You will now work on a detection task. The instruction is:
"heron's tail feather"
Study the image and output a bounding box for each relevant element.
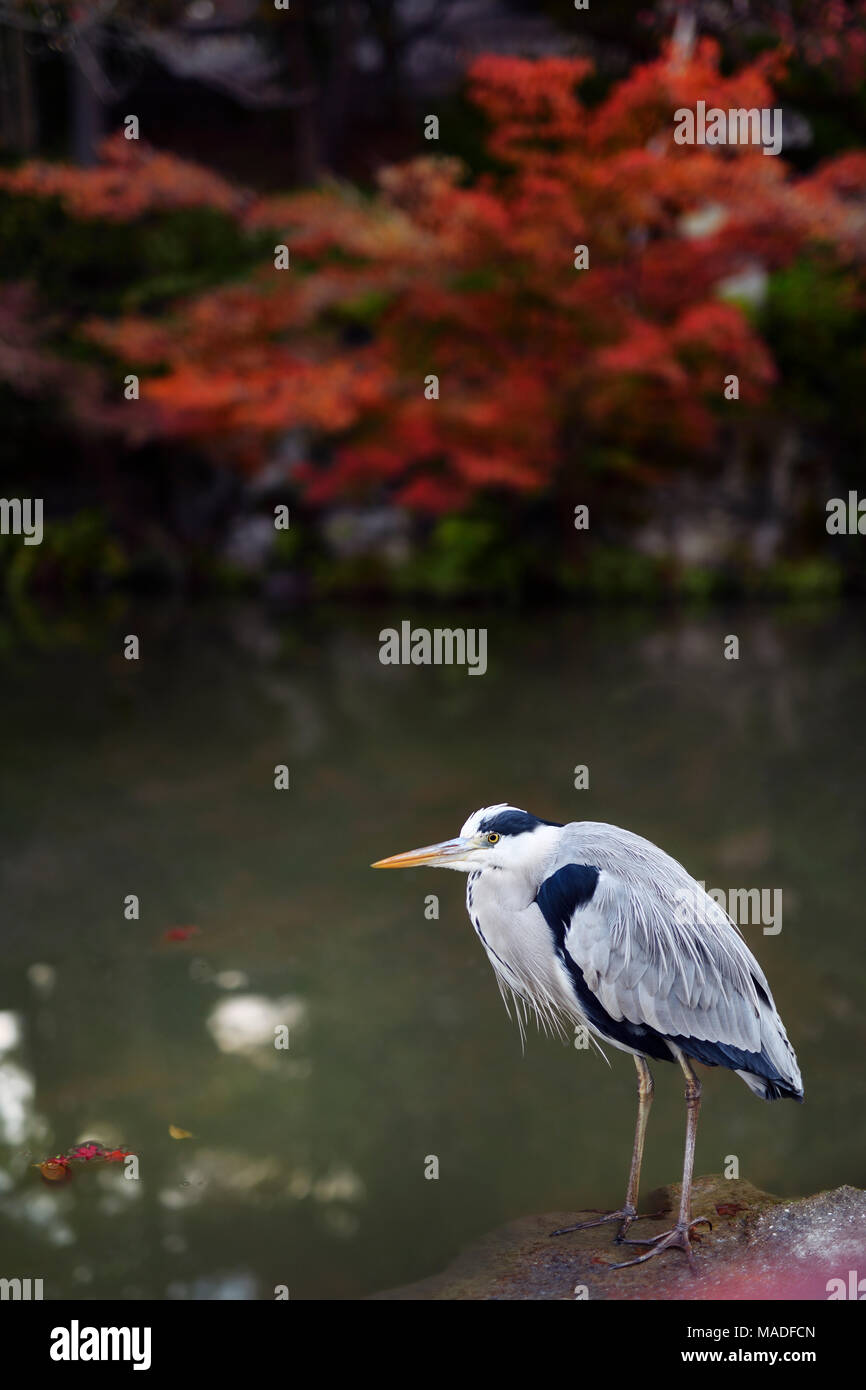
[735,1067,804,1102]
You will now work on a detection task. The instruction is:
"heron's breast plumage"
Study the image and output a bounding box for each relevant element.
[466,869,579,1024]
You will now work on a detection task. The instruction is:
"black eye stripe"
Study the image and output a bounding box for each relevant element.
[478,810,563,838]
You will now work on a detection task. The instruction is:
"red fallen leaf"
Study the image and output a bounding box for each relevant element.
[35,1142,134,1183]
[70,1143,105,1161]
[38,1159,72,1182]
[715,1202,747,1217]
[164,926,200,942]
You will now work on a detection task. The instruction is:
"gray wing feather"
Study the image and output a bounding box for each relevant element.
[550,823,787,1063]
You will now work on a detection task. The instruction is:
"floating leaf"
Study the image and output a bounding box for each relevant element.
[70,1142,105,1161]
[34,1142,132,1181]
[38,1159,71,1183]
[164,927,201,942]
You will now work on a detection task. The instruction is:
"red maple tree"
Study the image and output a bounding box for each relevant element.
[4,38,865,514]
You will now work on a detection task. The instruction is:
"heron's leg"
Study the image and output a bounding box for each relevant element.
[615,1055,654,1240]
[611,1054,711,1271]
[550,1055,654,1241]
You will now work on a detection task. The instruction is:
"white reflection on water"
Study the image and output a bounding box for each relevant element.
[0,1011,21,1053]
[214,970,248,990]
[161,1150,283,1209]
[312,1167,365,1204]
[0,1010,38,1146]
[26,963,57,999]
[167,1270,259,1299]
[1,1189,75,1246]
[95,1162,142,1216]
[206,993,307,1073]
[158,1149,365,1221]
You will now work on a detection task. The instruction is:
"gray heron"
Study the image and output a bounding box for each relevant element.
[372,805,803,1269]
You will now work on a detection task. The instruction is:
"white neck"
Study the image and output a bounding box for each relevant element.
[470,823,561,907]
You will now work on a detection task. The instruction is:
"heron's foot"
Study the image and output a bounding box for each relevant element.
[609,1217,712,1271]
[550,1206,640,1241]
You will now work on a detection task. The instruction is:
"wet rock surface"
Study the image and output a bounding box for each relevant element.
[373,1176,866,1300]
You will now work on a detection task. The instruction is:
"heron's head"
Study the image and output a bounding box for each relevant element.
[371,804,562,874]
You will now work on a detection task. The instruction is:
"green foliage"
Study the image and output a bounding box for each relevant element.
[572,546,662,600]
[674,565,727,602]
[407,517,512,598]
[272,525,303,565]
[0,193,272,316]
[761,258,866,459]
[760,558,844,598]
[326,288,392,329]
[0,511,127,600]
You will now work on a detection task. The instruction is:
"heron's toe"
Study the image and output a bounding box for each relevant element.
[550,1206,638,1239]
[608,1218,711,1271]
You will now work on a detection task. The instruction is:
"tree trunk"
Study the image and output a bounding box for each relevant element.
[323,0,354,170]
[69,30,104,167]
[0,25,39,153]
[282,1,322,185]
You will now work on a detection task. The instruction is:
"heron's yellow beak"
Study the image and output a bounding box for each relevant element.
[371,837,474,869]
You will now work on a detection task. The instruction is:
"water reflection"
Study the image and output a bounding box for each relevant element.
[207,993,307,1072]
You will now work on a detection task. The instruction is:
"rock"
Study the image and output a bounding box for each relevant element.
[221,515,276,573]
[321,506,411,565]
[372,1176,866,1300]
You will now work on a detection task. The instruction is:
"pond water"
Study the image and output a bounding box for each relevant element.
[0,600,862,1299]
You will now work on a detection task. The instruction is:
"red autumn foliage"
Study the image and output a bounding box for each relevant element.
[773,0,866,89]
[0,133,247,221]
[0,285,156,445]
[10,40,866,512]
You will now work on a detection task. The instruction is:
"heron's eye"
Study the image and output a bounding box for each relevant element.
[486,832,500,844]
